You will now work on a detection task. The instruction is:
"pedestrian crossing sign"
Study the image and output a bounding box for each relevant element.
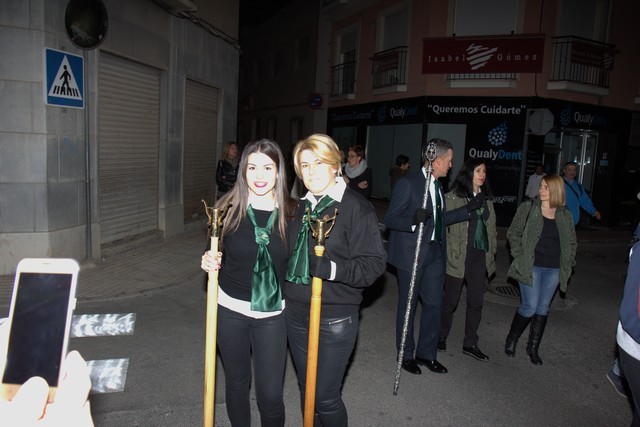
[44,48,84,109]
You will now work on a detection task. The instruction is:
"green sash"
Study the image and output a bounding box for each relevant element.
[285,195,336,285]
[473,203,489,252]
[246,205,281,312]
[434,180,443,242]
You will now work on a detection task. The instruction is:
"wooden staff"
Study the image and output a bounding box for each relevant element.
[202,200,228,427]
[393,141,437,396]
[304,208,338,427]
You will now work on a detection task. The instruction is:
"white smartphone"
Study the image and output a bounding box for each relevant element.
[1,258,79,402]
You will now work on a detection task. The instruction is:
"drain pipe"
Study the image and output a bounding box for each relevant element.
[84,49,92,260]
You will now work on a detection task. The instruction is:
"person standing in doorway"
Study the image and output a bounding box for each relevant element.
[216,141,240,198]
[385,138,485,375]
[439,158,497,362]
[525,163,545,200]
[561,161,601,226]
[389,154,410,193]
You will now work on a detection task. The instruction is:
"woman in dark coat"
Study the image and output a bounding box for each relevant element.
[504,174,577,365]
[342,144,372,199]
[216,141,239,197]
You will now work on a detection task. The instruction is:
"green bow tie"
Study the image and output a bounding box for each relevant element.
[246,205,281,312]
[285,195,336,285]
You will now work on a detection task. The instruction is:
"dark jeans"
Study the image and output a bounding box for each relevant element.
[217,305,286,427]
[396,242,446,361]
[619,347,640,427]
[440,253,486,347]
[285,306,359,427]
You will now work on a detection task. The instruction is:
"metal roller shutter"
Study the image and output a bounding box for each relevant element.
[98,53,160,244]
[184,79,218,221]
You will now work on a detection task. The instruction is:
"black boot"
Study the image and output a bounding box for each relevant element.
[504,311,532,357]
[526,314,548,365]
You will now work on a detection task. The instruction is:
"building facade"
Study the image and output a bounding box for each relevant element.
[237,0,640,228]
[0,0,239,274]
[322,0,640,227]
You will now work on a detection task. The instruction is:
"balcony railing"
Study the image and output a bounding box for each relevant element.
[550,35,616,88]
[371,46,408,89]
[448,72,516,81]
[331,60,356,97]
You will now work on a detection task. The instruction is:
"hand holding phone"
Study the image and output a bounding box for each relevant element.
[1,258,79,402]
[0,258,93,425]
[0,341,93,426]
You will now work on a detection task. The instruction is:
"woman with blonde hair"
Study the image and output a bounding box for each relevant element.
[284,133,386,425]
[504,174,577,365]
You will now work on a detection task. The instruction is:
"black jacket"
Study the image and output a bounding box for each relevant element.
[384,171,472,271]
[283,187,386,317]
[216,159,238,193]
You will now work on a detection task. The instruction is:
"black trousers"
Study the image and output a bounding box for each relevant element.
[619,347,640,427]
[440,251,486,348]
[285,306,359,427]
[395,242,446,361]
[217,305,286,427]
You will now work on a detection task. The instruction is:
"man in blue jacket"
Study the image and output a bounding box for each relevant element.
[562,161,601,226]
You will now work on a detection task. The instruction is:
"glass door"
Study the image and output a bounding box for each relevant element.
[560,130,598,193]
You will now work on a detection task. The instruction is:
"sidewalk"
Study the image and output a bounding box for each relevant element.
[0,202,634,305]
[0,225,210,305]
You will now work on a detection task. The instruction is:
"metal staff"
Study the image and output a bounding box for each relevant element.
[393,141,438,395]
[202,199,229,427]
[304,208,338,427]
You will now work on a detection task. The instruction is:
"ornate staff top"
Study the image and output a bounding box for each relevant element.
[306,208,338,247]
[424,140,437,171]
[202,199,230,238]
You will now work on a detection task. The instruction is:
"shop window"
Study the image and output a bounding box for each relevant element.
[290,117,303,144]
[295,36,310,70]
[271,50,283,78]
[267,117,277,140]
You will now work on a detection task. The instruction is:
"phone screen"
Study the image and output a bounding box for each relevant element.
[2,272,73,387]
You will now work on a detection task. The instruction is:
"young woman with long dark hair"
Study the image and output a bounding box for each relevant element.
[201,139,297,426]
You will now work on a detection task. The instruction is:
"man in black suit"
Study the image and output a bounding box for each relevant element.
[385,138,484,375]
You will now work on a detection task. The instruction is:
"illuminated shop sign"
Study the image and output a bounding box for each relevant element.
[422,34,545,74]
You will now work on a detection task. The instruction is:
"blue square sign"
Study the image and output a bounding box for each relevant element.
[44,48,84,109]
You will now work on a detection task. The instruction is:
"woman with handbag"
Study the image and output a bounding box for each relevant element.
[201,139,297,426]
[439,158,497,361]
[504,174,577,365]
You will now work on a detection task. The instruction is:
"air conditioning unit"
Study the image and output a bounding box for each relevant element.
[155,0,196,13]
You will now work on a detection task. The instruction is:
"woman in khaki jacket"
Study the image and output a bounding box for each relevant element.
[504,174,576,365]
[439,158,497,361]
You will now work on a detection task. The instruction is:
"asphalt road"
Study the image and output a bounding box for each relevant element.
[28,238,627,426]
